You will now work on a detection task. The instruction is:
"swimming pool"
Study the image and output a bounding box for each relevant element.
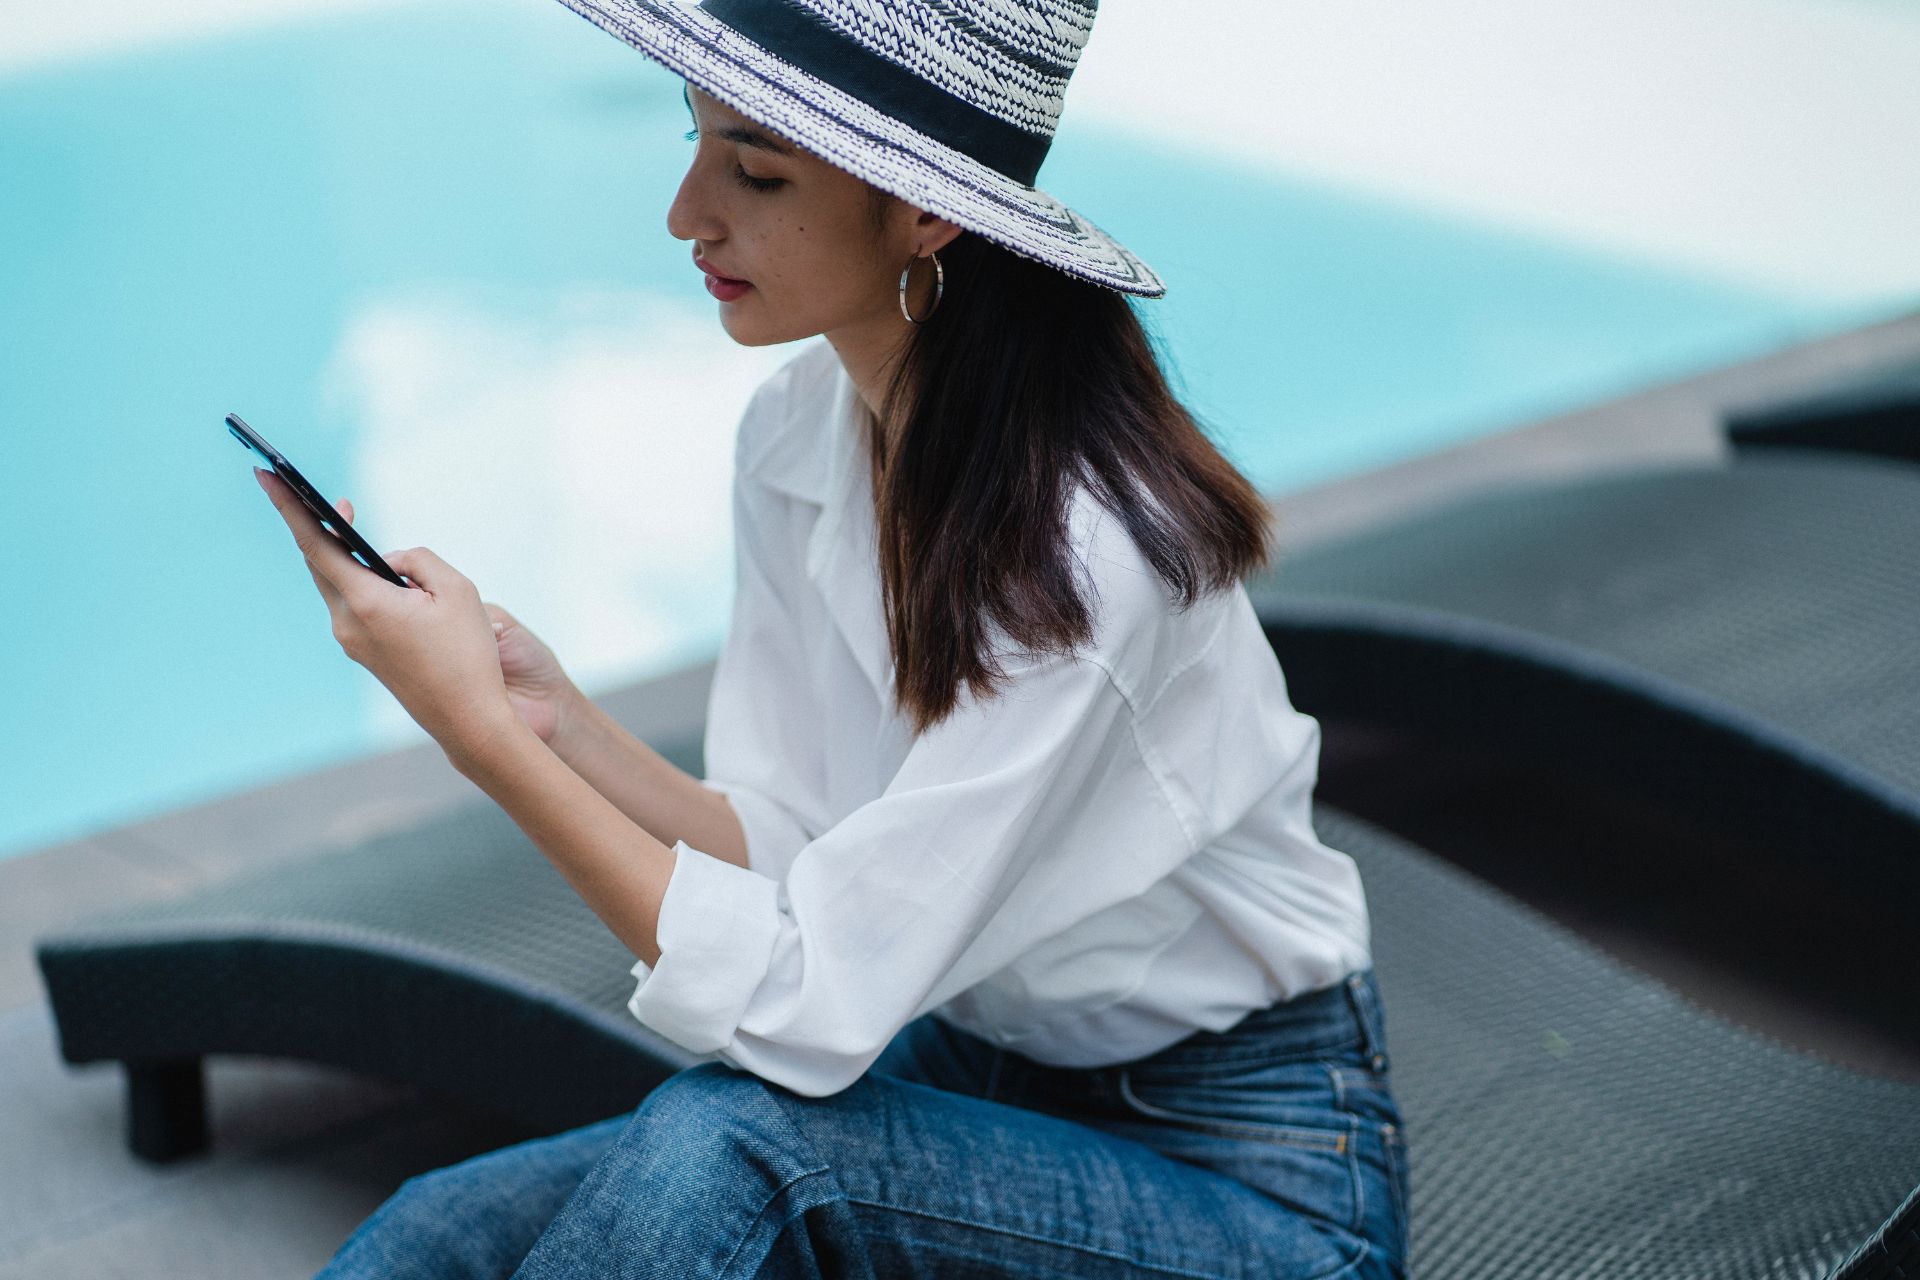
[0,0,1908,863]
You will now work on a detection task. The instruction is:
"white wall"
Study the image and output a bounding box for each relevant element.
[1072,0,1920,302]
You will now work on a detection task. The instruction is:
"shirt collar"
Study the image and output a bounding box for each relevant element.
[758,344,898,700]
[752,340,843,507]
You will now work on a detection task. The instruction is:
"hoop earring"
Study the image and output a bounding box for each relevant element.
[898,249,944,324]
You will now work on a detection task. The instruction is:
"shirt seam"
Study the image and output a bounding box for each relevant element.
[1072,650,1203,858]
[1141,595,1232,714]
[1136,607,1233,854]
[1128,709,1202,856]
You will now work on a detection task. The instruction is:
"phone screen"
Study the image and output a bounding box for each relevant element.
[225,413,413,588]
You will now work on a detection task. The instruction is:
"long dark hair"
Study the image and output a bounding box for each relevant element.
[863,204,1276,735]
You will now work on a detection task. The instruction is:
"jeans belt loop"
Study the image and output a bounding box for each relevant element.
[1344,970,1388,1073]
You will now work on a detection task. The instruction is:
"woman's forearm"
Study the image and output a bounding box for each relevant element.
[448,717,674,967]
[547,686,750,869]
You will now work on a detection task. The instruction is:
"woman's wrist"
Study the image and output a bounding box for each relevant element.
[531,683,749,869]
[544,680,598,761]
[445,705,542,785]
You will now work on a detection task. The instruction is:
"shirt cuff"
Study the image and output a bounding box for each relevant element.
[698,778,812,876]
[627,839,783,1055]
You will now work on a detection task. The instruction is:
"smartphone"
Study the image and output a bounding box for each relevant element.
[225,413,414,589]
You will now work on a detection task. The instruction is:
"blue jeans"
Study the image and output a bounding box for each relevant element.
[315,966,1410,1279]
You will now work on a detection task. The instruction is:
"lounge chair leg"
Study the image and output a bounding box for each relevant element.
[125,1058,208,1163]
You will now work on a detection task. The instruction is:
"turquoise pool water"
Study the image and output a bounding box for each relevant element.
[0,0,1899,863]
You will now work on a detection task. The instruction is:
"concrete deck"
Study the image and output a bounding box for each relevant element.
[6,308,1920,1278]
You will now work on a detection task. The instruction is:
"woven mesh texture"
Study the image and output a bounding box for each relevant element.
[47,801,647,1019]
[1828,1182,1920,1280]
[1311,804,1920,1280]
[36,795,1920,1277]
[1265,454,1920,805]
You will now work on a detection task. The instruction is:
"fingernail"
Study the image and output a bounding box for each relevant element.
[253,467,268,489]
[491,622,505,634]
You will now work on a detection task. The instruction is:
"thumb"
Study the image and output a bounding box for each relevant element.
[483,602,519,638]
[382,546,457,592]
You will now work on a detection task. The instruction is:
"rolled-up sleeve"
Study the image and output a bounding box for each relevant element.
[626,841,782,1054]
[626,639,1193,1097]
[696,777,812,880]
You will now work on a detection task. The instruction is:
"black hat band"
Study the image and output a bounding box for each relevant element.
[698,0,1054,185]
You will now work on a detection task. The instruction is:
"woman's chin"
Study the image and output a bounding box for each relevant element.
[719,310,812,348]
[720,315,762,344]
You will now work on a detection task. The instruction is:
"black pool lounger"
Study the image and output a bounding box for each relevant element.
[1251,449,1920,897]
[34,785,1920,1278]
[35,444,1920,1276]
[1722,357,1920,465]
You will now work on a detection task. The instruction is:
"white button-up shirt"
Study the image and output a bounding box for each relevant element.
[628,337,1371,1097]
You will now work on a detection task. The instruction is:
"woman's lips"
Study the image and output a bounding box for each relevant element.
[694,252,753,301]
[693,250,749,284]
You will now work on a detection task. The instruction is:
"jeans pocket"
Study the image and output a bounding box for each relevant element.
[1329,1063,1406,1132]
[1110,1062,1366,1237]
[1114,1062,1353,1151]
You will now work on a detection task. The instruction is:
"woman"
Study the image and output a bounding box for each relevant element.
[281,0,1409,1275]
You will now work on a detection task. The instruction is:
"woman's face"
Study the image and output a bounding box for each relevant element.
[668,84,958,351]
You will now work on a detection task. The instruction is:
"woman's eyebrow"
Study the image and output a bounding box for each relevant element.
[680,84,795,155]
[711,125,794,155]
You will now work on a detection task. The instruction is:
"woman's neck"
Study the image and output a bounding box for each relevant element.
[826,330,913,464]
[825,325,913,432]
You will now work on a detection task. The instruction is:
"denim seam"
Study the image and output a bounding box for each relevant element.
[1346,1112,1366,1237]
[1115,1069,1350,1151]
[1381,1128,1410,1255]
[715,1163,836,1280]
[1323,1236,1372,1280]
[841,1196,1248,1280]
[1343,973,1388,1071]
[1328,1063,1398,1102]
[1120,1036,1367,1080]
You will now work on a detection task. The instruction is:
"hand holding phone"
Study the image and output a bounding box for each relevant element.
[226,413,414,588]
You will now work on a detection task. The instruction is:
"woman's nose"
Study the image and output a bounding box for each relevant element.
[665,162,724,245]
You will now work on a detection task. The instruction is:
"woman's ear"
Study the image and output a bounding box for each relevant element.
[917,213,960,253]
[915,212,965,256]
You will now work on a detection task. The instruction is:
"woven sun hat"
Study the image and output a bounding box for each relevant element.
[549,0,1167,299]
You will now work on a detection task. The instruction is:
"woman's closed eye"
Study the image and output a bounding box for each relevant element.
[683,128,785,192]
